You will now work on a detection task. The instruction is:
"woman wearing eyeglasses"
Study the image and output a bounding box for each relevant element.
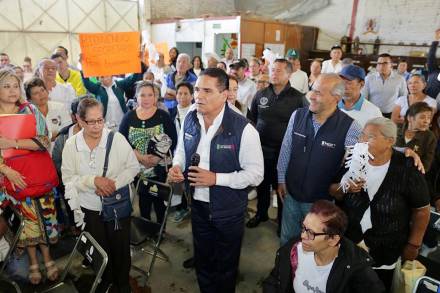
[263,200,384,293]
[61,98,139,293]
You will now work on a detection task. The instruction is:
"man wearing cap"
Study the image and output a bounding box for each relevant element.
[288,57,309,94]
[361,53,407,118]
[338,65,382,127]
[229,60,257,116]
[321,45,343,74]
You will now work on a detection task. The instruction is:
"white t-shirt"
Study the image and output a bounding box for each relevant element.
[103,85,125,130]
[395,95,437,117]
[360,161,390,233]
[340,98,383,128]
[321,60,343,74]
[293,243,335,293]
[289,70,309,94]
[48,83,77,110]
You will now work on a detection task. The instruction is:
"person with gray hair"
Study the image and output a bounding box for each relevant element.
[164,53,197,109]
[277,73,363,245]
[329,116,430,292]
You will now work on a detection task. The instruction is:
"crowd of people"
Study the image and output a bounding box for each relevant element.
[0,28,440,293]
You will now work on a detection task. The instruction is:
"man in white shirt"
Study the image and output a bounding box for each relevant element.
[37,58,77,110]
[229,60,257,116]
[168,68,264,293]
[321,45,343,74]
[338,65,382,127]
[222,47,235,69]
[288,58,309,94]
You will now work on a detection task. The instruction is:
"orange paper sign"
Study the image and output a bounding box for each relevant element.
[79,31,141,77]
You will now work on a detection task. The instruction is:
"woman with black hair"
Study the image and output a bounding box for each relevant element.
[190,55,204,77]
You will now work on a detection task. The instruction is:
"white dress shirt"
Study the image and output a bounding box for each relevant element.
[173,106,264,203]
[103,84,125,130]
[321,59,343,74]
[48,82,77,110]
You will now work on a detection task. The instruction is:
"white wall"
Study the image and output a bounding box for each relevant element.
[150,16,241,65]
[299,0,440,56]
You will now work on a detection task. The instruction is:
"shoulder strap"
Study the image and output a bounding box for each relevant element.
[102,131,115,178]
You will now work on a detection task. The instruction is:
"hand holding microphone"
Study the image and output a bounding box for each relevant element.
[188,153,216,187]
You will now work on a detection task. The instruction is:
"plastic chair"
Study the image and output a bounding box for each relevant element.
[0,207,24,293]
[41,231,108,293]
[413,276,440,293]
[130,178,173,282]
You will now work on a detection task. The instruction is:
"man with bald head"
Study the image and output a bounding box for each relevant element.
[37,58,77,110]
[277,73,362,245]
[222,47,235,68]
[165,53,197,109]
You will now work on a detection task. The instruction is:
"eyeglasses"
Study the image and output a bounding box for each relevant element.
[84,118,105,125]
[301,224,332,240]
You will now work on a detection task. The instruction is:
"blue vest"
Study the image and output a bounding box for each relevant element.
[183,104,248,218]
[286,107,353,203]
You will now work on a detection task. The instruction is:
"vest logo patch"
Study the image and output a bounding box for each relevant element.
[260,97,268,105]
[216,144,235,151]
[321,140,336,148]
[184,133,193,140]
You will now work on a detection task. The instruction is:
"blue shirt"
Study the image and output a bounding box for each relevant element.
[165,70,197,109]
[277,109,362,183]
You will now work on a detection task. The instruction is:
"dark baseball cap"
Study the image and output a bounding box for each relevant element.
[229,60,247,69]
[339,64,366,81]
[331,44,342,51]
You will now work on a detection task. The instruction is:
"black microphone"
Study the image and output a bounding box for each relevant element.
[189,153,200,198]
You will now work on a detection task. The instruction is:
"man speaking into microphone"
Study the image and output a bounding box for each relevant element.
[168,68,264,293]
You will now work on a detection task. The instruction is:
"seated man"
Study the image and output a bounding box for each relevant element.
[263,200,384,293]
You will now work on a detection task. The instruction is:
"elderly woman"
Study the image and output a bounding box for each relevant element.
[330,117,431,291]
[119,81,177,225]
[0,68,58,284]
[61,98,139,292]
[263,200,384,293]
[391,74,437,126]
[24,77,72,143]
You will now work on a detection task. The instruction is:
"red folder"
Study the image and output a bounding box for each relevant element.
[0,114,37,159]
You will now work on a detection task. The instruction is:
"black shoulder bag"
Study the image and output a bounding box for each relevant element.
[101,131,132,230]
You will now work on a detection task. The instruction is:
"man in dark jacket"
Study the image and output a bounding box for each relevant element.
[263,200,384,293]
[247,58,306,231]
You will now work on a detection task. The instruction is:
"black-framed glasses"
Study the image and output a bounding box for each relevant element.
[301,224,332,240]
[84,118,105,125]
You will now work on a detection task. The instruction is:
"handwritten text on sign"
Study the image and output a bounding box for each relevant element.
[79,31,141,77]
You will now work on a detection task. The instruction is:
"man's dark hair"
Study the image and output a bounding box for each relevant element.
[378,53,392,60]
[274,58,293,74]
[0,53,9,57]
[176,81,194,95]
[406,101,432,118]
[24,77,46,100]
[200,68,229,92]
[56,46,68,57]
[399,59,407,64]
[50,53,63,60]
[309,200,348,237]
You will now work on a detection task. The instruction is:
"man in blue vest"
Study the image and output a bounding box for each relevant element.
[277,73,362,246]
[168,68,264,293]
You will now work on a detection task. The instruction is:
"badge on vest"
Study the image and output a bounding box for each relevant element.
[216,144,236,151]
[258,97,269,108]
[184,133,193,140]
[321,140,336,148]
